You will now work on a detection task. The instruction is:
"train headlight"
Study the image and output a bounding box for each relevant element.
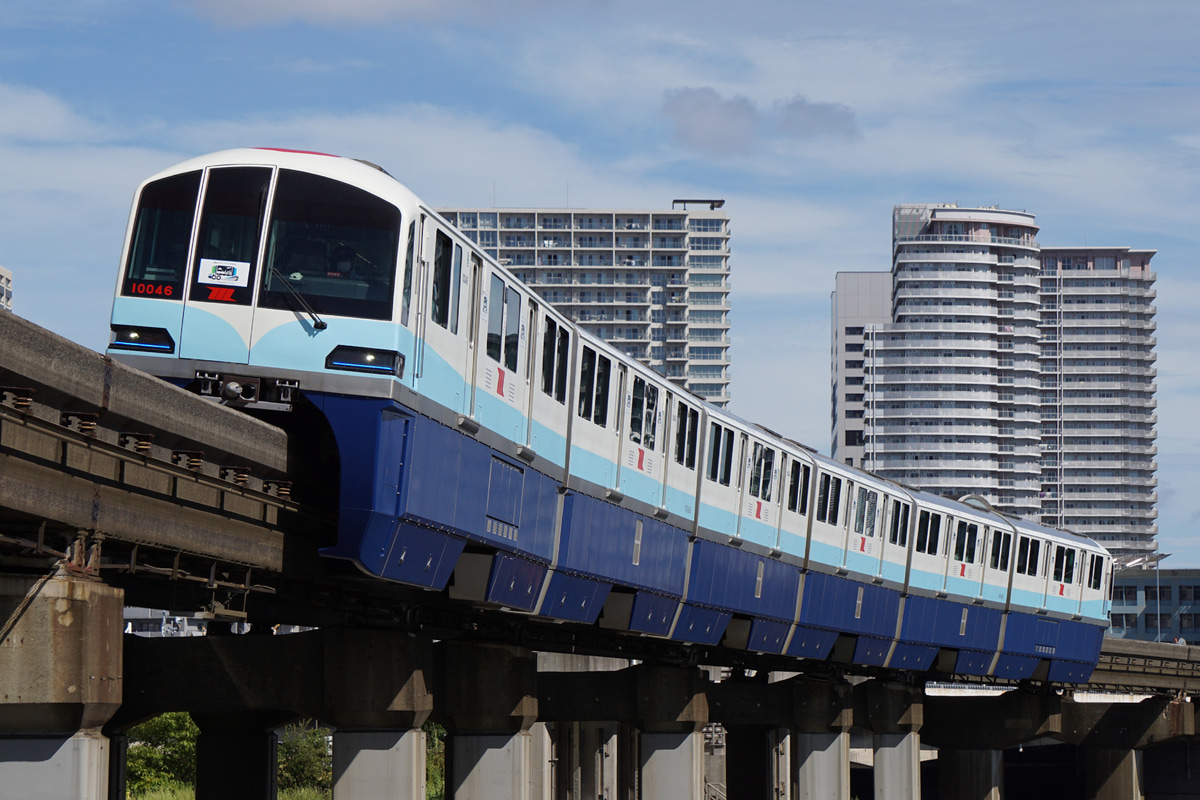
[325,346,404,378]
[109,325,175,353]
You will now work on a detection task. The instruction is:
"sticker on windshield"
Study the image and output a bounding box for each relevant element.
[198,258,251,288]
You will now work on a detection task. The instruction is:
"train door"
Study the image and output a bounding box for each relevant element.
[179,166,274,364]
[946,518,985,600]
[697,421,740,536]
[415,224,468,414]
[843,482,882,577]
[528,310,571,468]
[473,267,528,443]
[737,437,778,548]
[880,497,910,584]
[1048,543,1084,615]
[663,397,701,520]
[570,344,618,490]
[981,526,1012,604]
[908,507,947,594]
[617,371,664,507]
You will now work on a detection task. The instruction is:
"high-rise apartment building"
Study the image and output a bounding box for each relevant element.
[831,205,1159,556]
[0,266,11,311]
[437,202,732,406]
[1037,247,1158,555]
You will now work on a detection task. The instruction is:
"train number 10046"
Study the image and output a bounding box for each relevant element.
[129,282,174,296]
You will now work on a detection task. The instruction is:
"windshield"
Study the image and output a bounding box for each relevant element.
[258,169,400,321]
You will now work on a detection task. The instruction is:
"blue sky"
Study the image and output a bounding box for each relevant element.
[4,0,1200,563]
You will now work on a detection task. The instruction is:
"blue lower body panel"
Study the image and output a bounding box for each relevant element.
[854,636,892,666]
[672,604,731,645]
[748,619,790,654]
[380,522,464,589]
[485,552,546,612]
[800,572,899,639]
[540,571,612,623]
[888,642,939,671]
[785,625,839,659]
[629,592,679,636]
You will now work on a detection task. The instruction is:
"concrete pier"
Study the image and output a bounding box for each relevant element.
[0,572,123,800]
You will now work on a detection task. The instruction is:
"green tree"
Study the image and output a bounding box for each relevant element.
[277,719,332,794]
[125,712,199,795]
[424,720,446,800]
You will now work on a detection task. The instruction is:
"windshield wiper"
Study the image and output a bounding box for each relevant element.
[270,267,327,330]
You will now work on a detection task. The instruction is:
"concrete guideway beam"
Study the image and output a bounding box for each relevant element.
[922,689,1062,751]
[112,627,433,730]
[0,310,286,472]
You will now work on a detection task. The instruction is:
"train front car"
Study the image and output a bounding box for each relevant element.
[107,148,477,588]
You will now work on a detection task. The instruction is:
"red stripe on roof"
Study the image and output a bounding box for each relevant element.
[254,147,340,157]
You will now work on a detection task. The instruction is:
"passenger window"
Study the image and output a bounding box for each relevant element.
[629,377,659,449]
[431,231,453,328]
[954,521,979,563]
[915,511,942,555]
[1016,536,1041,576]
[1088,554,1104,590]
[815,473,842,524]
[576,346,611,427]
[401,223,415,325]
[579,347,595,420]
[706,424,735,486]
[674,403,699,469]
[787,461,811,515]
[853,487,878,536]
[450,244,463,334]
[542,319,559,398]
[749,444,776,501]
[889,500,910,546]
[487,275,504,363]
[541,318,570,404]
[593,355,611,427]
[504,286,521,372]
[1053,547,1077,584]
[555,326,569,402]
[989,531,1011,571]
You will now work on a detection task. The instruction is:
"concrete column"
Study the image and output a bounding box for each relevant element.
[529,722,554,800]
[1083,748,1142,800]
[635,665,709,800]
[640,731,704,800]
[333,729,425,800]
[938,749,1002,800]
[0,572,122,800]
[794,731,850,800]
[854,681,922,800]
[323,630,434,800]
[440,642,538,800]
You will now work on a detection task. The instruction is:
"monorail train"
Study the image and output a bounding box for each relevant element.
[106,148,1112,682]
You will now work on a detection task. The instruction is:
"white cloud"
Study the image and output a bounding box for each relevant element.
[187,0,563,26]
[0,82,96,142]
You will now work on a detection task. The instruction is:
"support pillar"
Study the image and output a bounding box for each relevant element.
[323,630,434,800]
[938,749,1002,800]
[635,664,709,800]
[333,729,425,800]
[1083,748,1142,800]
[855,681,922,800]
[787,678,853,800]
[0,572,122,800]
[794,731,851,800]
[440,641,538,800]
